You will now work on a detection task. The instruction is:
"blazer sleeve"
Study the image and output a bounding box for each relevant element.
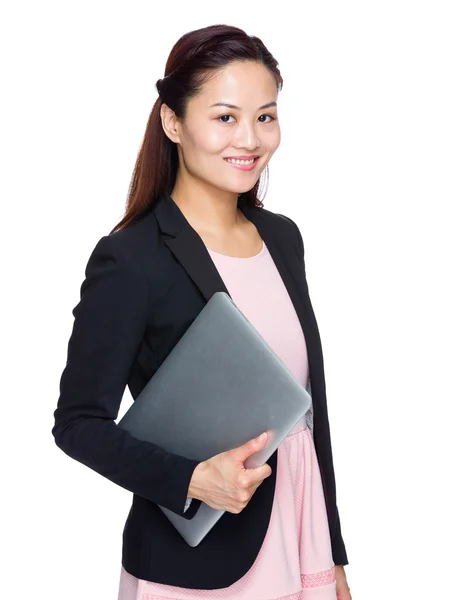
[51,234,202,519]
[285,216,349,566]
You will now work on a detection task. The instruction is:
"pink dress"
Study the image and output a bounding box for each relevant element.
[118,241,337,600]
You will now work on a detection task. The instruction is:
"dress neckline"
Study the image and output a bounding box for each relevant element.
[206,241,267,261]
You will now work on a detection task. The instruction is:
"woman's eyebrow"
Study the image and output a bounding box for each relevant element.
[209,101,277,110]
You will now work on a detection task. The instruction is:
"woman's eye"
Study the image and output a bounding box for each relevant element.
[258,114,275,123]
[217,114,276,124]
[218,115,236,123]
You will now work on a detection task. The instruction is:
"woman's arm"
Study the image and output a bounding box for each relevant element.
[51,234,201,518]
[282,215,349,566]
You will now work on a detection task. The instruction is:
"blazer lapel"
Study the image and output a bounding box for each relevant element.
[154,192,231,300]
[153,193,313,391]
[240,202,314,393]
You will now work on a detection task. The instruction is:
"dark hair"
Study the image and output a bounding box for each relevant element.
[110,24,283,233]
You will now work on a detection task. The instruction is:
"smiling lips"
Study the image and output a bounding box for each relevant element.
[224,156,260,171]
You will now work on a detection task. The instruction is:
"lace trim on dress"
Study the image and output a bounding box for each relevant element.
[139,567,336,600]
[141,594,305,600]
[301,566,336,587]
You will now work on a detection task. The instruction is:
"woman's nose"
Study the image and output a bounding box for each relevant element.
[233,122,261,150]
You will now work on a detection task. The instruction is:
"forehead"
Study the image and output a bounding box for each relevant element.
[191,61,278,110]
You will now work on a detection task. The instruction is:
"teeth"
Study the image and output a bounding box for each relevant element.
[226,158,256,165]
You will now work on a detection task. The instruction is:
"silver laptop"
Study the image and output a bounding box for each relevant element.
[117,291,312,547]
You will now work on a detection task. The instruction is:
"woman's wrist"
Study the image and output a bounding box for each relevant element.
[187,460,208,501]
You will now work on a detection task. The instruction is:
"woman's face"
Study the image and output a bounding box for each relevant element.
[161,60,281,196]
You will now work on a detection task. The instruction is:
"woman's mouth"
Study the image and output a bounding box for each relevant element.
[224,156,260,171]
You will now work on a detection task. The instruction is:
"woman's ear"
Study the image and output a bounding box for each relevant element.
[160,103,182,145]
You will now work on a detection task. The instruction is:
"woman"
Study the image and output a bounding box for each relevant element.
[52,24,351,600]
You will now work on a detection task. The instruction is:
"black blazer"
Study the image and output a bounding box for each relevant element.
[52,192,348,589]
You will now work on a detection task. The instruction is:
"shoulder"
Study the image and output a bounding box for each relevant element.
[87,210,160,268]
[252,205,304,257]
[253,204,301,236]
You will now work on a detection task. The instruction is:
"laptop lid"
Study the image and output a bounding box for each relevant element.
[118,291,312,546]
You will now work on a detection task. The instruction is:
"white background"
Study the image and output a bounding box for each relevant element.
[2,2,462,599]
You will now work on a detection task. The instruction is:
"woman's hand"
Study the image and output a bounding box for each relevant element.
[187,432,272,513]
[335,565,352,599]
